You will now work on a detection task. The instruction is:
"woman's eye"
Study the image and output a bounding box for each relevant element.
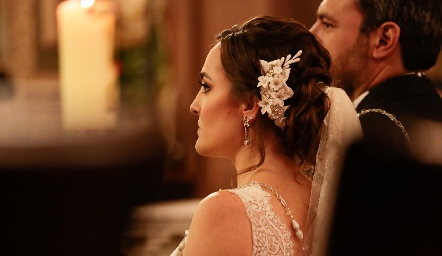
[199,81,210,93]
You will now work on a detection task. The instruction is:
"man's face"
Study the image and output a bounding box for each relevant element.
[310,0,369,99]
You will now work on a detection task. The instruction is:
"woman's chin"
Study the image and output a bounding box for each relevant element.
[195,140,215,157]
[194,140,206,155]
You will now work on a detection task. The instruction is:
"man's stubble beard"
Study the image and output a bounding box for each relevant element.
[330,34,370,100]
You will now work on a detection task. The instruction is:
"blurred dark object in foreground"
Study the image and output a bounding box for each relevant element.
[0,69,14,101]
[328,140,442,256]
[0,128,168,256]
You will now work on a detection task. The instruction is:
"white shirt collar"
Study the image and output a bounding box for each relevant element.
[353,91,369,108]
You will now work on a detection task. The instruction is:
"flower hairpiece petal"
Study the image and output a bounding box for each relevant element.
[259,60,270,74]
[257,51,302,129]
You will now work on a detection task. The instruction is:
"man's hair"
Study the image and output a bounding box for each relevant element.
[357,0,442,70]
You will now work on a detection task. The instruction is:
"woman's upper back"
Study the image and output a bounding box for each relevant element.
[227,183,296,255]
[180,182,305,256]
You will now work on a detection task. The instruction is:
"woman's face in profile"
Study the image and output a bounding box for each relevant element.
[190,43,246,159]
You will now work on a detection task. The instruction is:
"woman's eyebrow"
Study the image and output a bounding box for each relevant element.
[200,72,212,81]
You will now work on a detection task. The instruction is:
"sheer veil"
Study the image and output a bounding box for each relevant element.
[301,87,363,256]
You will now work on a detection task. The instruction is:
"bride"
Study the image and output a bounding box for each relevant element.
[172,16,362,256]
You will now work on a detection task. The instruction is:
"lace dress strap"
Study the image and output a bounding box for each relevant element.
[227,183,295,256]
[170,183,296,256]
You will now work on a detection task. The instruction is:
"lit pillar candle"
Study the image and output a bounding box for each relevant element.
[57,0,118,130]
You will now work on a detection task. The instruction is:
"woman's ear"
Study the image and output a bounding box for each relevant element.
[242,95,261,120]
[370,21,401,60]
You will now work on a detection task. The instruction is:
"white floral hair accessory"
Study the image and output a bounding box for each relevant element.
[257,50,302,129]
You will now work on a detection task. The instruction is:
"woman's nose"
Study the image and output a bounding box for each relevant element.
[190,99,199,116]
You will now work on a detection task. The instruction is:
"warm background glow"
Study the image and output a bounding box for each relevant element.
[80,0,94,8]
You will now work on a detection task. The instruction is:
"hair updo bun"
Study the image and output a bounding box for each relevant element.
[217,16,331,171]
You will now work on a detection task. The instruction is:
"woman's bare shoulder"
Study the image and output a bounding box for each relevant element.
[183,190,252,255]
[196,190,245,217]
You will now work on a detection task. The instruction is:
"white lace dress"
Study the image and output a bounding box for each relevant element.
[171,183,296,256]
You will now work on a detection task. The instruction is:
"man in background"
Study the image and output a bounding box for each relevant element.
[309,2,442,255]
[310,0,442,153]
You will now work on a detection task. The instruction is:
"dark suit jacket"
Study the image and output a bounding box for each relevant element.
[356,74,442,151]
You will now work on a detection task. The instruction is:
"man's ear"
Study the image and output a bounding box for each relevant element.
[370,21,401,59]
[242,95,261,120]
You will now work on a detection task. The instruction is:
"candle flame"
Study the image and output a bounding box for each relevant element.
[80,0,94,8]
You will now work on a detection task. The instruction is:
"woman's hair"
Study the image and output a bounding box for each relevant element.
[216,16,331,173]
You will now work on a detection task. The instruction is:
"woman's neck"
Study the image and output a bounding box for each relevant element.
[235,151,300,187]
[233,128,304,187]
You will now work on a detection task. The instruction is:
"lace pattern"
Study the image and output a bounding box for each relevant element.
[170,230,188,256]
[170,184,295,256]
[228,183,295,256]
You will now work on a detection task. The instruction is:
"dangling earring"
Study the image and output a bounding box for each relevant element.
[243,116,252,145]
